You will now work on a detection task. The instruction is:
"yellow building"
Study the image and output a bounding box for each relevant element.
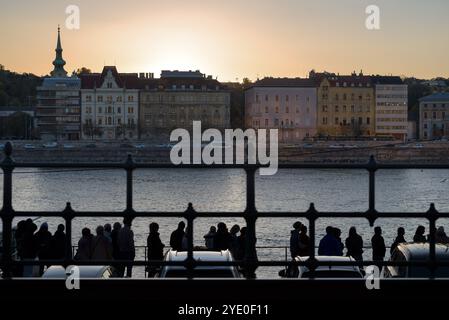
[316,73,375,137]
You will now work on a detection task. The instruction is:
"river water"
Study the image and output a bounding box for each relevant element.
[1,168,449,278]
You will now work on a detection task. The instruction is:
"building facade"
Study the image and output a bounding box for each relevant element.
[372,76,408,140]
[316,73,375,137]
[245,78,317,142]
[419,93,449,140]
[36,27,81,140]
[80,67,140,140]
[139,70,230,138]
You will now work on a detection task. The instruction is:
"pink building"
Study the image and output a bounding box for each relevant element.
[245,78,317,142]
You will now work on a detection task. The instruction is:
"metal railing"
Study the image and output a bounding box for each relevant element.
[2,140,449,279]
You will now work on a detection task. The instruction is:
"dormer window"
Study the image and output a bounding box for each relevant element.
[107,82,112,88]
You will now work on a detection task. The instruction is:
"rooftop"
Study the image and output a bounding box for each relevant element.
[419,93,449,103]
[248,77,316,89]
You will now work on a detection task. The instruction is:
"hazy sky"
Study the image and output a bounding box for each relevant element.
[1,0,448,81]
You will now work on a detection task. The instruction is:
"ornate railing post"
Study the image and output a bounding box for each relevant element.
[244,167,258,278]
[1,142,14,278]
[184,202,196,279]
[63,202,75,264]
[305,203,318,276]
[367,155,378,227]
[427,203,438,279]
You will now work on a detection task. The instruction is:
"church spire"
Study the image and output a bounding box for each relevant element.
[51,25,67,77]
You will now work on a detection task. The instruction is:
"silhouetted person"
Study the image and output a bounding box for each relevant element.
[75,228,93,260]
[318,226,342,256]
[345,227,364,261]
[436,226,449,244]
[414,225,427,243]
[111,222,122,260]
[371,226,386,263]
[204,226,216,249]
[34,222,52,275]
[181,225,191,250]
[332,227,344,256]
[170,221,186,251]
[91,225,113,260]
[104,223,112,243]
[22,219,38,277]
[298,225,310,257]
[236,227,247,261]
[51,224,66,259]
[147,222,164,277]
[289,221,303,258]
[214,222,231,250]
[391,227,406,255]
[229,224,241,257]
[118,217,135,277]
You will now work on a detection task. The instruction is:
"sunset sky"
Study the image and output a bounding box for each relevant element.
[1,0,448,81]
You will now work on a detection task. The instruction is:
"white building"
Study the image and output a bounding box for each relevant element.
[245,78,317,142]
[372,76,408,140]
[80,66,140,140]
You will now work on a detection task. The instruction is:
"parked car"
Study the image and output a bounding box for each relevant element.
[280,256,363,278]
[24,144,36,149]
[84,143,96,148]
[134,143,145,149]
[414,143,424,148]
[157,249,242,278]
[42,266,114,279]
[43,142,58,148]
[63,144,75,149]
[0,143,5,150]
[384,243,449,278]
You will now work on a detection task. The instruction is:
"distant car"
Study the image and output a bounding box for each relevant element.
[42,266,114,279]
[280,256,364,279]
[43,142,58,148]
[120,143,134,148]
[134,143,145,149]
[157,249,242,278]
[414,143,424,148]
[303,143,313,148]
[63,144,75,149]
[384,243,449,278]
[24,144,36,149]
[0,143,5,150]
[84,143,96,148]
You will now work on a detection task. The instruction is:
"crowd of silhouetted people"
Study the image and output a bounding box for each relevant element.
[10,217,449,277]
[289,221,449,265]
[11,217,251,277]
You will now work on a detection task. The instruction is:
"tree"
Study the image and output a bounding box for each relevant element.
[75,67,92,76]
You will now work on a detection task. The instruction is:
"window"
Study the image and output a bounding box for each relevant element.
[286,95,289,102]
[256,95,259,103]
[359,117,363,125]
[367,117,370,125]
[98,107,102,113]
[335,117,339,125]
[98,118,102,125]
[275,95,279,102]
[322,117,328,125]
[265,95,269,101]
[265,106,268,113]
[118,118,122,125]
[117,96,122,102]
[128,96,134,102]
[107,82,112,88]
[265,119,269,127]
[117,107,121,114]
[343,105,347,112]
[335,105,339,113]
[322,105,328,112]
[275,106,279,113]
[424,112,428,119]
[86,95,92,102]
[97,96,103,102]
[286,106,289,113]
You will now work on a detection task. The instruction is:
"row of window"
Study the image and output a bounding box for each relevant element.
[321,93,371,101]
[255,95,311,103]
[144,94,227,103]
[84,106,135,114]
[423,111,447,119]
[85,95,135,103]
[253,106,310,114]
[321,105,371,113]
[85,117,135,126]
[422,103,448,108]
[376,109,407,114]
[322,117,371,126]
[376,118,406,122]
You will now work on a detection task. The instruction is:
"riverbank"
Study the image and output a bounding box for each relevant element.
[1,140,449,163]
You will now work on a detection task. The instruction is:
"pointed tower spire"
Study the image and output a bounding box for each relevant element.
[51,25,68,77]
